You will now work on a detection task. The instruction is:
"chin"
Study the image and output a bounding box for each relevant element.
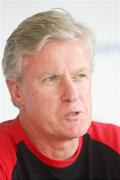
[69,122,91,138]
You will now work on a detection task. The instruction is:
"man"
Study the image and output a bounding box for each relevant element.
[0,9,120,180]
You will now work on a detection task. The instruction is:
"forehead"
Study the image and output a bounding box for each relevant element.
[23,40,91,74]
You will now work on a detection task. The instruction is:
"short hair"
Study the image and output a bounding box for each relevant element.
[2,9,96,81]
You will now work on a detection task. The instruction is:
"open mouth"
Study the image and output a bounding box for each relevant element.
[64,111,81,120]
[67,112,80,117]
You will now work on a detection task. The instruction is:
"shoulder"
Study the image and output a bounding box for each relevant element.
[0,118,22,156]
[88,121,120,155]
[0,119,19,146]
[0,120,17,149]
[0,118,21,177]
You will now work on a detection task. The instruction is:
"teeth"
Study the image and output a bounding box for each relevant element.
[67,112,77,116]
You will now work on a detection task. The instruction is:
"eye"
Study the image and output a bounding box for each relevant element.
[42,75,59,84]
[73,73,87,82]
[78,74,87,78]
[47,76,57,81]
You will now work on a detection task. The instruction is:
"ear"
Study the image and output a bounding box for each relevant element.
[6,79,24,107]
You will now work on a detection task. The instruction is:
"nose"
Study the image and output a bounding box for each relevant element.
[61,79,79,102]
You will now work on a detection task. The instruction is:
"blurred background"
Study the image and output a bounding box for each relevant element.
[0,0,120,125]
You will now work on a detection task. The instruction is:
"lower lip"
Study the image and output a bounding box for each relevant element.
[64,112,82,121]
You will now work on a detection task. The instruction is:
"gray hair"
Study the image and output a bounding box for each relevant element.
[2,9,96,81]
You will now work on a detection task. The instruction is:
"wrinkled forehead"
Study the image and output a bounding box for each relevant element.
[22,40,92,74]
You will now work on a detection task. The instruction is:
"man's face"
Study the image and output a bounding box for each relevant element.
[19,40,92,140]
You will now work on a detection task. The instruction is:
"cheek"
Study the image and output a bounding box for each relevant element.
[39,95,55,109]
[22,92,55,122]
[79,82,91,98]
[79,85,92,112]
[30,90,57,113]
[30,93,58,123]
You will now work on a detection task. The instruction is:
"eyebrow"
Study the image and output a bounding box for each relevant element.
[38,71,56,79]
[70,68,90,75]
[38,67,90,78]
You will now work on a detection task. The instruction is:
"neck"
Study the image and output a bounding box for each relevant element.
[36,137,79,160]
[19,116,80,160]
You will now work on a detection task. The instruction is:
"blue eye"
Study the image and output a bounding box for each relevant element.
[42,75,59,84]
[79,74,87,78]
[47,75,57,81]
[73,74,87,82]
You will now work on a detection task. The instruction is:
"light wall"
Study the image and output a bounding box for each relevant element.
[0,1,120,125]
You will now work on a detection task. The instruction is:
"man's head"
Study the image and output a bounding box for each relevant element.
[2,9,95,81]
[2,9,95,140]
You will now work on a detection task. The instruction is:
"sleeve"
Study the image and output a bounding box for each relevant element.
[88,121,120,155]
[0,132,16,180]
[0,163,7,180]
